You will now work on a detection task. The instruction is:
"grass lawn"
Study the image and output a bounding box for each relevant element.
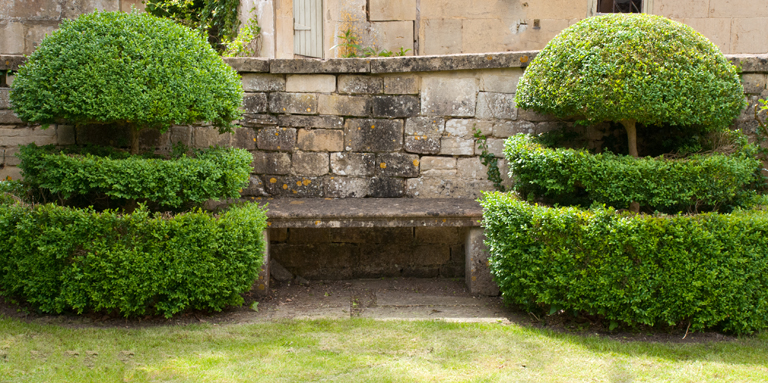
[1,317,767,382]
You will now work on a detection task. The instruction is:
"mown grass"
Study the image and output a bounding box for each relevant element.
[1,317,767,382]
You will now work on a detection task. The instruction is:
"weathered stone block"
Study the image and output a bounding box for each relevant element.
[243,93,268,113]
[405,117,444,137]
[252,152,291,174]
[233,127,256,150]
[406,177,494,198]
[285,74,337,93]
[0,22,25,55]
[62,0,119,18]
[345,119,403,152]
[270,59,370,74]
[458,157,487,180]
[297,129,343,152]
[383,74,420,94]
[369,0,416,20]
[169,126,192,147]
[193,127,231,148]
[445,119,492,138]
[325,177,370,198]
[330,227,413,244]
[466,228,499,296]
[421,19,462,55]
[291,151,329,176]
[493,120,535,137]
[421,169,457,177]
[139,128,167,151]
[242,114,279,127]
[338,75,383,94]
[264,176,324,197]
[415,227,463,244]
[268,93,317,115]
[24,24,57,53]
[317,94,371,116]
[0,166,22,181]
[372,21,415,55]
[479,68,524,94]
[2,147,19,166]
[420,156,456,171]
[517,109,557,122]
[242,73,286,92]
[369,177,405,197]
[476,92,517,120]
[742,73,767,94]
[421,75,477,117]
[497,159,514,190]
[222,57,269,73]
[0,88,9,109]
[406,177,466,198]
[483,138,505,158]
[439,137,474,155]
[56,125,76,145]
[257,127,296,150]
[241,175,267,196]
[0,110,22,124]
[278,115,344,129]
[330,152,376,176]
[372,95,420,118]
[377,153,420,177]
[404,136,440,154]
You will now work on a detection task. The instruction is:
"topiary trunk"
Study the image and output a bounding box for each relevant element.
[130,127,140,155]
[620,119,641,213]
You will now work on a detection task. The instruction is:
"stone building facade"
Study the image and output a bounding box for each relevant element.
[2,0,767,56]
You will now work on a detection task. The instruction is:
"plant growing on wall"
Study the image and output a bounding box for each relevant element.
[515,14,746,158]
[144,0,241,53]
[9,10,243,155]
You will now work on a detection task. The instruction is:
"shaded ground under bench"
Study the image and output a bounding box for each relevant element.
[255,198,498,296]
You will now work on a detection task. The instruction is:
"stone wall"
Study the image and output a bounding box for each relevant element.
[268,227,468,279]
[2,52,768,195]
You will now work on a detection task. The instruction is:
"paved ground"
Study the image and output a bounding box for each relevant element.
[243,278,513,323]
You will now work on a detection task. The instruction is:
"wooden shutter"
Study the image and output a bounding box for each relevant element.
[294,0,323,58]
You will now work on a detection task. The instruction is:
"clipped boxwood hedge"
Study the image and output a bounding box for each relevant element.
[481,192,768,334]
[505,134,761,212]
[0,199,267,317]
[18,144,252,209]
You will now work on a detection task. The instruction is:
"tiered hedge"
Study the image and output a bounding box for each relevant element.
[18,144,252,208]
[481,192,768,334]
[0,199,268,317]
[505,134,761,213]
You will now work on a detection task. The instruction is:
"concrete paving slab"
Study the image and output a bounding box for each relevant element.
[375,291,483,307]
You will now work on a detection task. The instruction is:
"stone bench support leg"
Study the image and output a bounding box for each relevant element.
[255,229,270,296]
[465,228,500,296]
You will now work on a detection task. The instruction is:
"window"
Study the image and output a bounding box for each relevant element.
[598,0,642,13]
[588,0,650,16]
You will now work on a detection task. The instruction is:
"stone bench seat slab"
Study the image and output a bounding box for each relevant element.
[264,198,482,228]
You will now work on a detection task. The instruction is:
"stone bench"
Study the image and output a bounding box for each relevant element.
[254,198,498,296]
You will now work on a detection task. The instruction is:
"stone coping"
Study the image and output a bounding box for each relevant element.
[262,198,482,228]
[3,52,766,73]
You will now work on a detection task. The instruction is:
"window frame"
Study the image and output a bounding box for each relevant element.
[587,0,653,17]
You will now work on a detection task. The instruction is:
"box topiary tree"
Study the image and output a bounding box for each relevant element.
[10,10,243,155]
[515,14,746,158]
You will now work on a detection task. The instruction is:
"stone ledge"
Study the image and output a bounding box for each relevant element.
[270,59,371,74]
[3,52,768,74]
[223,57,270,73]
[263,198,482,228]
[728,54,768,73]
[369,51,539,73]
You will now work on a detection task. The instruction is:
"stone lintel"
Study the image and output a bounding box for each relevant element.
[264,198,482,228]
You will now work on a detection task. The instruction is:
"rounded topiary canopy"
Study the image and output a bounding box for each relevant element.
[10,10,243,154]
[515,14,746,157]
